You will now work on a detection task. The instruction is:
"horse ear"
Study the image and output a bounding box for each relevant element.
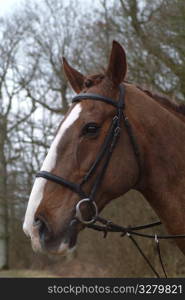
[106,41,127,86]
[63,57,84,93]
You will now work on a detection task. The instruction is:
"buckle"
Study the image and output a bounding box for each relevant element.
[114,126,121,136]
[75,198,98,224]
[113,115,118,122]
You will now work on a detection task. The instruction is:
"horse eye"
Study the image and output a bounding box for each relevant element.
[82,123,100,137]
[84,79,92,88]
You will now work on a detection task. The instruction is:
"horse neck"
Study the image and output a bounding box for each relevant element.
[126,84,185,252]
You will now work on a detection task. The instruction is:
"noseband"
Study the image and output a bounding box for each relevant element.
[36,84,141,224]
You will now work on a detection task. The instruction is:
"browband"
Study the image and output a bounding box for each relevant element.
[72,85,125,109]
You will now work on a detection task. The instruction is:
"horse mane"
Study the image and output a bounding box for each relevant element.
[135,85,185,118]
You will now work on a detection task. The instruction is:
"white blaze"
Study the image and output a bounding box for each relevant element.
[23,104,82,236]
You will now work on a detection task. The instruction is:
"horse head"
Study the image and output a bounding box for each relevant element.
[23,41,140,255]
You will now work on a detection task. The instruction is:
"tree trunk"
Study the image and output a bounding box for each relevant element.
[0,116,9,269]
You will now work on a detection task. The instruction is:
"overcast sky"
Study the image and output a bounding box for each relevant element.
[0,0,104,16]
[0,0,22,15]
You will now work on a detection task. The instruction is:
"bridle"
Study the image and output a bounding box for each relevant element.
[36,84,185,278]
[36,84,141,224]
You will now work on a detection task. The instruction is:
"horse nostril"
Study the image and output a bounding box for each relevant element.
[33,217,43,228]
[33,215,52,244]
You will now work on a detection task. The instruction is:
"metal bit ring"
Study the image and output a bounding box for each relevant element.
[75,198,98,224]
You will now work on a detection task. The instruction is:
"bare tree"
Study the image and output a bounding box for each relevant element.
[0,16,36,269]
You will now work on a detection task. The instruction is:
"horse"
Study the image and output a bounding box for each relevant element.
[23,41,185,263]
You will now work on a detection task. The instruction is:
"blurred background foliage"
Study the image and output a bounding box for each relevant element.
[0,0,185,277]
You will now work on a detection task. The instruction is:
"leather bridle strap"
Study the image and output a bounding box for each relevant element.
[78,85,125,187]
[72,93,121,108]
[80,117,118,185]
[36,171,87,198]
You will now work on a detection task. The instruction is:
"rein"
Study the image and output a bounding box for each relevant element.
[36,84,185,278]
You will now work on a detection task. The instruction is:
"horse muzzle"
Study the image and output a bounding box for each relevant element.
[25,215,80,256]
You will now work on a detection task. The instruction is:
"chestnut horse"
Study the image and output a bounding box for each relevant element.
[23,41,185,262]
